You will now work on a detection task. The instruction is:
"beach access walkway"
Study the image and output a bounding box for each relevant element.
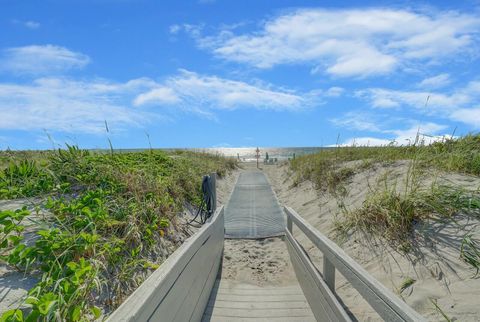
[108,169,426,322]
[203,170,315,321]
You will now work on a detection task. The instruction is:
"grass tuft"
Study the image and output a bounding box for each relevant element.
[399,277,416,293]
[460,234,480,277]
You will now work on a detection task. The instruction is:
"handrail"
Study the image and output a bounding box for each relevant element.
[284,206,425,322]
[107,205,224,321]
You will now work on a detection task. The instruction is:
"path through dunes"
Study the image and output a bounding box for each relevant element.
[224,170,285,238]
[204,168,315,321]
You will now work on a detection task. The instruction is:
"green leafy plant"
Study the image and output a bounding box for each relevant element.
[0,146,236,320]
[0,160,55,198]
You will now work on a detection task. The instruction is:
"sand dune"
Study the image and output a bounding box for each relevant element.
[263,161,480,321]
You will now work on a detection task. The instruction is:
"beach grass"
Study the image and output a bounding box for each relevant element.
[460,234,480,277]
[399,277,416,294]
[291,134,480,191]
[290,134,480,255]
[0,146,236,321]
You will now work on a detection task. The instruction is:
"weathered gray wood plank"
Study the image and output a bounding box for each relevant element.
[203,306,316,318]
[284,206,426,322]
[205,293,309,302]
[188,248,224,321]
[205,300,310,310]
[210,289,305,296]
[152,218,224,321]
[203,315,316,322]
[204,279,316,322]
[286,230,351,322]
[107,207,224,322]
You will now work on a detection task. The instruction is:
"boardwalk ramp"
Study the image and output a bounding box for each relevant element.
[224,170,284,238]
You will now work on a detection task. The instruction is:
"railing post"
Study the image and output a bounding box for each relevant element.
[323,257,335,292]
[210,172,217,213]
[287,213,293,233]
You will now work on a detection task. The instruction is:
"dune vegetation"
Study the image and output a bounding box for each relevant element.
[0,146,236,321]
[290,134,480,269]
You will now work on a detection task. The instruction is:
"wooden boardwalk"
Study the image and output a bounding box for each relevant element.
[204,170,314,321]
[108,170,425,322]
[202,279,315,322]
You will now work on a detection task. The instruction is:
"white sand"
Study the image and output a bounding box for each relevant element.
[221,237,298,286]
[263,161,480,321]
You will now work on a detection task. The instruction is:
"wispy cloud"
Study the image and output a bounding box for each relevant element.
[0,69,325,134]
[133,87,180,106]
[325,87,344,97]
[133,69,316,112]
[169,24,181,34]
[12,19,40,29]
[0,45,90,75]
[341,122,451,146]
[0,77,153,134]
[191,8,480,78]
[331,112,381,132]
[355,81,480,128]
[450,108,480,127]
[417,73,451,89]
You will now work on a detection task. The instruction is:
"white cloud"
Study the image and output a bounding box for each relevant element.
[133,87,179,106]
[1,45,90,75]
[0,77,152,134]
[341,123,451,146]
[387,122,449,143]
[325,86,344,97]
[195,8,480,78]
[24,21,40,29]
[12,20,40,29]
[341,137,393,146]
[418,73,451,89]
[356,81,480,127]
[133,70,310,111]
[169,24,181,34]
[331,112,381,132]
[0,69,321,134]
[450,108,480,128]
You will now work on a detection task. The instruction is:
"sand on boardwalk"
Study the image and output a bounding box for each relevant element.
[216,163,299,287]
[262,160,480,322]
[221,237,298,287]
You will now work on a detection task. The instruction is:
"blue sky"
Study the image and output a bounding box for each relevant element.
[1,0,480,149]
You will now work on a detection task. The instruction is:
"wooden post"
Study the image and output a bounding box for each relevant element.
[323,257,335,292]
[287,214,293,233]
[210,172,217,213]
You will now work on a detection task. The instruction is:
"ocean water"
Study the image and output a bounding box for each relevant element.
[190,147,326,161]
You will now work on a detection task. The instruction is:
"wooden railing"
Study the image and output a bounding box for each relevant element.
[284,206,426,322]
[107,205,224,322]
